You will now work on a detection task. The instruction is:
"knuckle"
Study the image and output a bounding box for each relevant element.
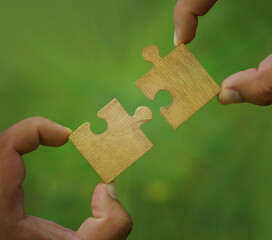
[25,116,45,126]
[255,56,272,105]
[106,211,133,235]
[256,73,272,106]
[0,131,8,150]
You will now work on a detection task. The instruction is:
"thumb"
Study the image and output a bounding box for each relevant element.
[218,54,272,106]
[76,182,132,240]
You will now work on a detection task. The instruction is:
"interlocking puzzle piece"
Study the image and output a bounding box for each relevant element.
[69,98,153,183]
[135,44,221,129]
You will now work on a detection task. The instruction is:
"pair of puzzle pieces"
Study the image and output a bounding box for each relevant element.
[69,43,221,183]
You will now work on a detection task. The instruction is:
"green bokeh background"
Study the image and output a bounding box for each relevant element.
[0,0,271,239]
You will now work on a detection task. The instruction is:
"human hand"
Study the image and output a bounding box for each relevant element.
[0,117,132,240]
[173,0,217,45]
[218,54,272,106]
[173,0,272,106]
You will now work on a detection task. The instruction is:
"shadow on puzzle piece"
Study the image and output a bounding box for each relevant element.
[69,98,153,183]
[136,44,221,129]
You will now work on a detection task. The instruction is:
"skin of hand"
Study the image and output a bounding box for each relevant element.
[0,117,132,240]
[173,0,272,106]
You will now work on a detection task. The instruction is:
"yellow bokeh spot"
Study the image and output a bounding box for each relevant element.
[143,180,174,204]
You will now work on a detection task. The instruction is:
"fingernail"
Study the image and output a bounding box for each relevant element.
[65,128,73,134]
[219,88,242,104]
[107,182,118,199]
[174,31,182,47]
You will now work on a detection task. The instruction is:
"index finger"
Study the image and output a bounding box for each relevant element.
[174,0,217,45]
[0,117,72,155]
[0,117,72,209]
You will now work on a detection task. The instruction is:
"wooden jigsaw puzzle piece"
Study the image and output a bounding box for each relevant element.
[69,98,153,183]
[136,44,221,129]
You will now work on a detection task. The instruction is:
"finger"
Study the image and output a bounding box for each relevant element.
[173,0,217,45]
[218,54,272,105]
[0,117,72,155]
[0,117,72,215]
[17,216,81,240]
[77,182,133,240]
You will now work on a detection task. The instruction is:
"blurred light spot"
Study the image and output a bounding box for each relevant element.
[143,180,174,204]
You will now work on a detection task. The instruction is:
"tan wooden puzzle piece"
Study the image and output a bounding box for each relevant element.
[69,98,153,183]
[136,44,221,129]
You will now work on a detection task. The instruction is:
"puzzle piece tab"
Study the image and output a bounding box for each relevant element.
[69,98,153,183]
[136,44,221,129]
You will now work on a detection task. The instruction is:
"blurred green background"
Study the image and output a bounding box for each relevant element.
[0,0,271,239]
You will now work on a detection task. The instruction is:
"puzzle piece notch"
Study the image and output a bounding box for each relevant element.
[136,43,221,130]
[69,98,153,183]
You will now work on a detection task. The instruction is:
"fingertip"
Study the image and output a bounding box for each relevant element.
[174,31,182,47]
[41,120,72,147]
[65,127,73,135]
[91,182,118,206]
[173,20,197,45]
[64,127,72,139]
[92,183,107,198]
[92,182,118,200]
[106,181,118,199]
[218,88,243,105]
[91,182,120,219]
[53,122,72,135]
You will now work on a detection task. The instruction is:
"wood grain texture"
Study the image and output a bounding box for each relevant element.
[69,98,153,183]
[135,44,221,129]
